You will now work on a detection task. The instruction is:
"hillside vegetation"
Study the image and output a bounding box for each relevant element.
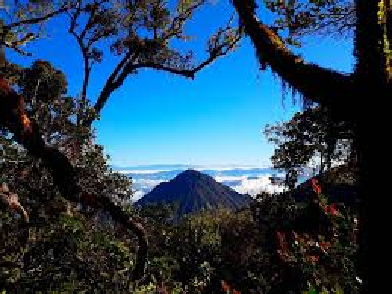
[1,0,373,291]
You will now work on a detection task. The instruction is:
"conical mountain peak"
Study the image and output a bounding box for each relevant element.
[136,169,251,219]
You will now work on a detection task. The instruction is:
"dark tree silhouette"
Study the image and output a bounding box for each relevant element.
[232,0,384,291]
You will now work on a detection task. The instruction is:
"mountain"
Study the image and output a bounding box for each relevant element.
[135,169,252,219]
[120,165,287,200]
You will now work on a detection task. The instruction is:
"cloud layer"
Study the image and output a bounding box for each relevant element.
[215,175,286,195]
[118,165,288,202]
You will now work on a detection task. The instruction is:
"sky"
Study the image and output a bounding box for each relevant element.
[5,1,354,167]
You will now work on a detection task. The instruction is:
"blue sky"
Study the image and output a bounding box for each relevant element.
[5,1,354,167]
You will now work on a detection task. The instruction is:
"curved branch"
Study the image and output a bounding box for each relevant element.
[84,32,241,128]
[82,51,136,127]
[5,5,72,29]
[0,77,148,281]
[232,0,354,118]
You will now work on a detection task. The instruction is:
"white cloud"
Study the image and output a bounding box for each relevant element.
[113,163,273,173]
[116,169,169,174]
[195,163,272,171]
[214,175,248,182]
[131,178,167,201]
[229,175,286,196]
[132,190,145,201]
[133,178,164,189]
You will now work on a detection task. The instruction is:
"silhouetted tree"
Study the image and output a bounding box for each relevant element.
[232,0,383,291]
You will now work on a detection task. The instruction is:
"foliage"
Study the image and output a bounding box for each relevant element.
[1,210,138,291]
[124,183,358,293]
[264,105,355,188]
[0,0,365,291]
[0,59,135,291]
[262,0,355,45]
[2,0,241,129]
[251,180,358,293]
[1,58,132,201]
[133,206,261,293]
[1,0,242,289]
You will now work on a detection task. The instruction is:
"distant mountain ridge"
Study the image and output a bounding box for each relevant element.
[136,169,252,219]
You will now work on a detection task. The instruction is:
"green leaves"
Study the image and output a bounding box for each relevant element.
[252,187,358,293]
[20,60,67,100]
[265,105,354,187]
[1,58,137,291]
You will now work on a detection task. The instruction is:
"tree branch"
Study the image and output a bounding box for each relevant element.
[232,0,354,118]
[84,31,241,128]
[3,41,33,56]
[81,51,136,128]
[68,7,93,127]
[162,0,205,40]
[5,5,72,29]
[0,76,148,281]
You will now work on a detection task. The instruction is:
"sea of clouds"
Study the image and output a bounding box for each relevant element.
[111,164,310,202]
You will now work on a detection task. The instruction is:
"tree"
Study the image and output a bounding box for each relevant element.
[264,105,355,189]
[0,1,73,57]
[0,60,139,290]
[232,0,384,291]
[1,0,241,283]
[64,0,242,128]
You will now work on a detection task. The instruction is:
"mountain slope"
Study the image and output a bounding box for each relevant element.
[136,169,252,218]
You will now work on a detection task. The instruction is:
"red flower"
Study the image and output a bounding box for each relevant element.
[324,203,339,216]
[221,280,230,292]
[221,280,241,293]
[307,254,319,263]
[311,178,322,195]
[276,231,287,248]
[318,241,331,251]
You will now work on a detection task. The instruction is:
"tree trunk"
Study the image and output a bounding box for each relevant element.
[232,0,384,291]
[353,0,388,291]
